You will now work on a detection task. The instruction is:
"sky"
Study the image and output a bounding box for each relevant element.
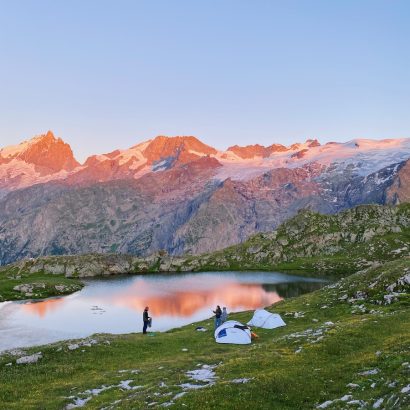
[0,0,409,162]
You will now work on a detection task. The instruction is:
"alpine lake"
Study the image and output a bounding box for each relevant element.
[0,271,328,352]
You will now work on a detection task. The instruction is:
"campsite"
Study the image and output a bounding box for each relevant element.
[1,2,410,408]
[1,259,409,409]
[214,310,286,345]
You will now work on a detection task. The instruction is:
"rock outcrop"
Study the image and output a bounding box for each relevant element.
[3,204,408,278]
[386,159,410,204]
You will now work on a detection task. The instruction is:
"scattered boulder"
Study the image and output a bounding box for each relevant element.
[12,282,51,297]
[317,400,333,409]
[55,285,69,292]
[16,352,42,364]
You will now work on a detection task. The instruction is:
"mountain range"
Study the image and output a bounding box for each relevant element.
[0,131,409,265]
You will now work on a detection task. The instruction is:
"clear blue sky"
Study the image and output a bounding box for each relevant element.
[1,0,409,161]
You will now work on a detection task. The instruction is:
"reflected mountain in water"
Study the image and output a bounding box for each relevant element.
[24,283,283,318]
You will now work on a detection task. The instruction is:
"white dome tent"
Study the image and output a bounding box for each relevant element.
[214,320,252,345]
[247,309,286,329]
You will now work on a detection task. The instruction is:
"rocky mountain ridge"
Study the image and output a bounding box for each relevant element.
[1,132,410,191]
[3,203,408,277]
[0,132,409,264]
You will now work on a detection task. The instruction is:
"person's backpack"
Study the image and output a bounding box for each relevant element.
[148,318,152,328]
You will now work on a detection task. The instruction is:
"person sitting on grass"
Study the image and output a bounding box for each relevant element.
[213,305,222,329]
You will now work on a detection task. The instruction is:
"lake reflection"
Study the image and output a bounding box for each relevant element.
[0,271,326,351]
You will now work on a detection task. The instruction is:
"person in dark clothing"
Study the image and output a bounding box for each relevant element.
[143,306,151,334]
[213,305,222,329]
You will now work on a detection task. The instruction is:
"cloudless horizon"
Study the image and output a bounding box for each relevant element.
[1,0,409,162]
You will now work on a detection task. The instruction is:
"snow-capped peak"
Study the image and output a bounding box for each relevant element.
[0,131,54,159]
[1,133,409,191]
[0,130,80,175]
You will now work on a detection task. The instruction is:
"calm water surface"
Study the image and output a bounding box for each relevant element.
[0,271,327,351]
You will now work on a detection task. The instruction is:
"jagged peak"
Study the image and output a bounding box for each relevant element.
[36,130,57,142]
[226,140,320,159]
[1,131,60,158]
[306,138,321,147]
[145,135,217,152]
[0,131,80,172]
[142,135,217,164]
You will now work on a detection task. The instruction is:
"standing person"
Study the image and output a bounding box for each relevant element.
[221,307,228,323]
[143,306,151,334]
[213,305,222,329]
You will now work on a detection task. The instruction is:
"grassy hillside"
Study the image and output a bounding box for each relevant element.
[0,259,409,409]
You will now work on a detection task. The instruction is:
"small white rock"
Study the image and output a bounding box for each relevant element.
[359,368,379,376]
[231,378,251,384]
[401,384,410,393]
[317,400,333,409]
[173,392,186,400]
[346,383,359,388]
[347,400,364,406]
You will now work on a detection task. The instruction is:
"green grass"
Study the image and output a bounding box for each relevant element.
[1,259,409,409]
[0,268,83,302]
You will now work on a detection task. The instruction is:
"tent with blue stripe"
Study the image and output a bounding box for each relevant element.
[214,320,252,345]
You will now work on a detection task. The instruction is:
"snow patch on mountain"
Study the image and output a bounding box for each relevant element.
[214,138,410,181]
[0,159,70,189]
[0,139,36,158]
[1,134,409,189]
[117,140,152,166]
